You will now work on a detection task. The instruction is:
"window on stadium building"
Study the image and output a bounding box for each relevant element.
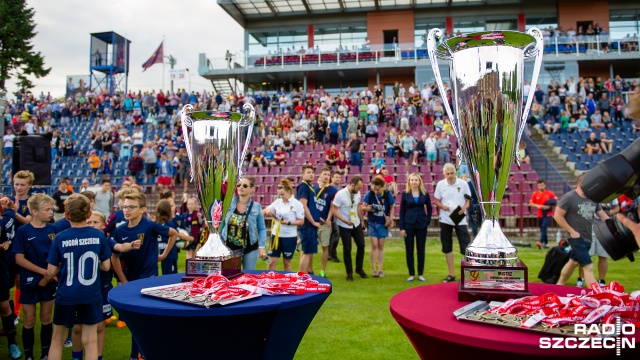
[314,24,368,52]
[453,19,484,35]
[525,17,558,32]
[414,20,446,48]
[486,20,517,31]
[248,29,308,56]
[609,12,640,40]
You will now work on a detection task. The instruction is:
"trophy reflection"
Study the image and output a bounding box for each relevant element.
[428,28,544,301]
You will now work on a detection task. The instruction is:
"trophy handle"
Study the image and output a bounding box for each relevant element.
[516,27,544,164]
[427,28,460,140]
[238,104,256,178]
[181,104,195,181]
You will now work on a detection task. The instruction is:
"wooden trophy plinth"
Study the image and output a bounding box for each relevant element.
[458,260,531,302]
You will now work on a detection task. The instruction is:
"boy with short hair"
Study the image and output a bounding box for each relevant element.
[8,171,35,326]
[46,194,112,360]
[13,194,59,360]
[11,170,35,228]
[112,192,178,360]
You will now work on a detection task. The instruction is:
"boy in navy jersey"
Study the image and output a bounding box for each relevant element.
[0,197,22,359]
[103,187,139,237]
[155,199,193,275]
[70,210,141,360]
[314,167,338,278]
[46,194,111,360]
[13,194,58,360]
[112,192,178,360]
[11,170,35,321]
[296,166,322,274]
[11,170,34,229]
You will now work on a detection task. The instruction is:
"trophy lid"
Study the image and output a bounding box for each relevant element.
[436,30,539,60]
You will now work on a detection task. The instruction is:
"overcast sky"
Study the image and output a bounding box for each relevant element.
[5,0,244,97]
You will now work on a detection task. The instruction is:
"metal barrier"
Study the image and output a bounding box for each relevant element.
[525,137,572,196]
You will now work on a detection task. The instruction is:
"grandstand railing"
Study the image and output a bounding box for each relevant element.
[525,136,572,197]
[202,35,640,71]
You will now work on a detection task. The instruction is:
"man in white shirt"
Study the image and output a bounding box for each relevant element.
[3,128,16,160]
[434,163,471,283]
[331,176,368,282]
[132,126,144,153]
[24,118,36,134]
[367,101,379,123]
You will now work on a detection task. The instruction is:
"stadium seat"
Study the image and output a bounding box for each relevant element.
[575,162,589,171]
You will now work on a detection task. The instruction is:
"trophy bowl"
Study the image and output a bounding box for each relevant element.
[181,103,255,281]
[428,28,544,301]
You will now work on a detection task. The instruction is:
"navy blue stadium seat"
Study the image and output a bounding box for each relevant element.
[567,154,579,163]
[575,162,589,171]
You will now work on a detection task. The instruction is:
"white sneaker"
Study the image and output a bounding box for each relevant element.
[576,278,584,287]
[411,162,417,166]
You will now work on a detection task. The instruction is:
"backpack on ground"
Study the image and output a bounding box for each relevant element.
[538,245,570,284]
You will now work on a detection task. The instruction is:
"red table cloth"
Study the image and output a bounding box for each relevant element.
[390,283,638,359]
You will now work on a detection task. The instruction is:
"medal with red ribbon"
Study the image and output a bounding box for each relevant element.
[486,281,640,329]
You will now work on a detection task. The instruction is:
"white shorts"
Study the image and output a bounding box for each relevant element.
[589,232,611,258]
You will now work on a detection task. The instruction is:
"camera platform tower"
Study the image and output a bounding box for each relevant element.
[89,32,131,95]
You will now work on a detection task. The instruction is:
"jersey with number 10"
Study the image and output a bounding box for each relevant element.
[47,227,111,305]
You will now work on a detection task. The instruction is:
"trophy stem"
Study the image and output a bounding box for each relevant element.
[196,232,232,260]
[465,220,518,266]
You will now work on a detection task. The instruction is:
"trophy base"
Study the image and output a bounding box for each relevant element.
[182,255,243,282]
[458,260,531,302]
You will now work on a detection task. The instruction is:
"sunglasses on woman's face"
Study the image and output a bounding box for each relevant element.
[236,183,252,189]
[277,185,285,189]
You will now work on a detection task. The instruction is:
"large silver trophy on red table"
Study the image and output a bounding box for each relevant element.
[428,29,544,301]
[181,103,255,281]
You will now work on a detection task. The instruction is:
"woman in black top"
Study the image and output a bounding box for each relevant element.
[399,173,432,282]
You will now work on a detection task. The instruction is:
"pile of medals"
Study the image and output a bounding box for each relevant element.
[461,282,640,334]
[142,272,331,307]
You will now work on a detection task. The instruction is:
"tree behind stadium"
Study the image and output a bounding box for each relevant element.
[0,0,51,91]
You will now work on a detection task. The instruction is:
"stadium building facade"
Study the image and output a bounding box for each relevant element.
[200,0,640,94]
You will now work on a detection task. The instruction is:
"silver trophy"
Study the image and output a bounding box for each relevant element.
[428,28,543,299]
[180,103,255,280]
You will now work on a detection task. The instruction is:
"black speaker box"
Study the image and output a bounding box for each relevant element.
[12,134,52,186]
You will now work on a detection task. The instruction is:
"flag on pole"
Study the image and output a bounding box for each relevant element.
[142,41,164,71]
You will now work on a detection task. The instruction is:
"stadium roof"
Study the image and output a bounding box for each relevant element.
[218,0,533,26]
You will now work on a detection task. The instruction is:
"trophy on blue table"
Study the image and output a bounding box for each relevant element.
[181,103,255,281]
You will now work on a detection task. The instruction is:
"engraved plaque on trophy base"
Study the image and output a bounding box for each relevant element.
[458,260,531,302]
[182,255,243,282]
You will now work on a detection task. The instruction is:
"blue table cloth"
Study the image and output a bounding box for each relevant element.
[109,271,331,359]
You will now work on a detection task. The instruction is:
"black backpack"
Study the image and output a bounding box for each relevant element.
[538,245,570,284]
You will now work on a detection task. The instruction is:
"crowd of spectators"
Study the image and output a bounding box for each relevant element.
[2,72,639,194]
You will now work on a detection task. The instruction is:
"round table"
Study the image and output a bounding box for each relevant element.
[390,283,639,359]
[109,272,331,360]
